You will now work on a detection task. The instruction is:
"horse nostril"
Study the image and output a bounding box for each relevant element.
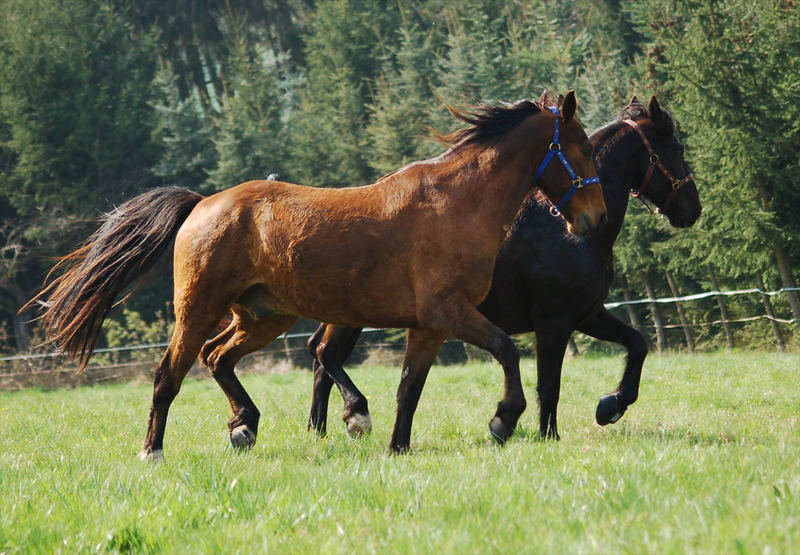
[599,212,608,230]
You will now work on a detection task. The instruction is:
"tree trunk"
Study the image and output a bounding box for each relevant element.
[755,179,800,333]
[772,243,800,334]
[757,273,785,352]
[708,265,734,349]
[619,274,648,343]
[665,270,695,352]
[644,275,667,354]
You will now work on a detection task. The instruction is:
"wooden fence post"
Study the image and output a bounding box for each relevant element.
[757,273,786,352]
[708,265,734,350]
[644,275,667,353]
[665,270,695,352]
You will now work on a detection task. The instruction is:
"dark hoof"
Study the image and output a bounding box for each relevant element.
[489,416,513,445]
[596,394,626,426]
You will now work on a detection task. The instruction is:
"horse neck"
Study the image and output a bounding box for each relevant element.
[590,122,646,258]
[443,143,541,240]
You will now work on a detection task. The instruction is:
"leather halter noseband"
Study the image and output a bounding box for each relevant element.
[535,106,601,216]
[623,118,693,214]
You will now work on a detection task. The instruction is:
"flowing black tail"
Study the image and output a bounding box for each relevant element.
[23,187,204,368]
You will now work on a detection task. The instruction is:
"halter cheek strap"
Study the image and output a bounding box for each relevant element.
[623,119,693,214]
[535,106,600,216]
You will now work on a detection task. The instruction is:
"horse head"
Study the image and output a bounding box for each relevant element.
[622,96,702,228]
[535,90,607,236]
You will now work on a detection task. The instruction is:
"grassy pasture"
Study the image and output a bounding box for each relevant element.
[1,351,797,553]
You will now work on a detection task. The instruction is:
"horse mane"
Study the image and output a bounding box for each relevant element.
[435,100,543,148]
[592,99,676,144]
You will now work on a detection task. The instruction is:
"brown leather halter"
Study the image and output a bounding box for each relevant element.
[623,119,693,214]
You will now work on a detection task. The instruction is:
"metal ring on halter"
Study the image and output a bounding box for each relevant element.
[549,142,560,152]
[672,180,682,190]
[650,154,660,164]
[549,204,561,217]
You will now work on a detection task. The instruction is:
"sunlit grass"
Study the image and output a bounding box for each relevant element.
[1,351,797,553]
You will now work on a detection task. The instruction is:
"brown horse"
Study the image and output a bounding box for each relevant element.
[26,91,605,460]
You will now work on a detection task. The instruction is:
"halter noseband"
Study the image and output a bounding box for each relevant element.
[623,118,693,214]
[535,106,601,216]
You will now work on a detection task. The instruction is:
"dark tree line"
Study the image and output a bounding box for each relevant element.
[1,0,797,356]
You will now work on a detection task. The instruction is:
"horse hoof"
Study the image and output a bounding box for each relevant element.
[345,413,372,437]
[137,449,165,464]
[596,394,625,426]
[230,425,257,450]
[489,416,512,445]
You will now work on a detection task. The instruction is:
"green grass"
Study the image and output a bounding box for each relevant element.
[1,351,798,554]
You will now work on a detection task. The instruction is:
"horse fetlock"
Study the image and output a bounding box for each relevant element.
[137,448,165,464]
[229,425,257,451]
[345,412,372,437]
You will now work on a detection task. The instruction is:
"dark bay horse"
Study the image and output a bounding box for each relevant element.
[307,96,702,440]
[27,92,606,460]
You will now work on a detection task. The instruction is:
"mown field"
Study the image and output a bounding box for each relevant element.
[1,351,797,554]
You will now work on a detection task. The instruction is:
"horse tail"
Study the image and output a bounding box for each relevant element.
[24,186,204,369]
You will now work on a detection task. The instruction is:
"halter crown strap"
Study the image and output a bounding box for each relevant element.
[535,106,601,215]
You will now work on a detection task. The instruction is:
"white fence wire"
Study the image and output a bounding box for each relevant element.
[2,286,798,366]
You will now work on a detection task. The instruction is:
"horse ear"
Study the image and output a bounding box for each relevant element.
[648,95,665,124]
[562,90,577,123]
[539,89,550,105]
[630,95,641,106]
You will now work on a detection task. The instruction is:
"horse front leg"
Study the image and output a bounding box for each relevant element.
[310,325,370,436]
[535,325,571,440]
[390,328,447,453]
[577,307,647,426]
[428,303,527,445]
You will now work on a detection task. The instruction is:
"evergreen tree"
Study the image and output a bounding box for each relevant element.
[287,0,400,187]
[0,0,160,217]
[633,0,800,334]
[152,68,218,191]
[207,39,289,189]
[0,0,162,346]
[365,22,442,176]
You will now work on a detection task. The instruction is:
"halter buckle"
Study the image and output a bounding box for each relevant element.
[572,178,583,189]
[672,179,683,190]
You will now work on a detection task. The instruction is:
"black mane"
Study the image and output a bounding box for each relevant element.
[440,100,543,147]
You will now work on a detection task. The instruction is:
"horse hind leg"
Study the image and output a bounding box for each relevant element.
[313,325,370,437]
[200,309,297,451]
[140,308,227,463]
[307,324,335,435]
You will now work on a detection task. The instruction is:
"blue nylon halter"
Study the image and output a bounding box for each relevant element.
[535,106,600,216]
